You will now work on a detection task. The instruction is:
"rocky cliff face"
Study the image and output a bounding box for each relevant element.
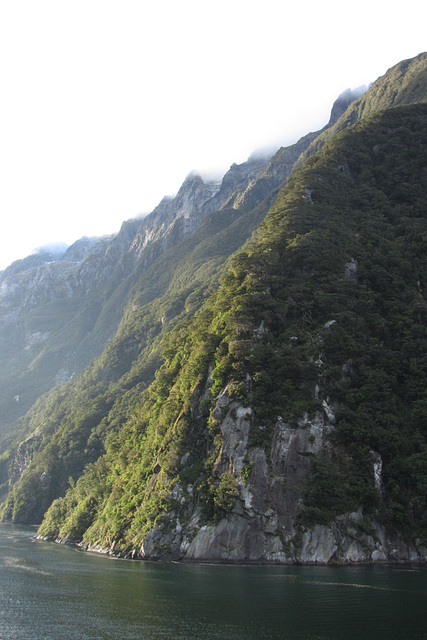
[0,79,367,443]
[0,155,273,440]
[107,387,426,564]
[5,54,427,565]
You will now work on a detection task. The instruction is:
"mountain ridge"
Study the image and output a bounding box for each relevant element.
[0,84,362,442]
[1,52,427,564]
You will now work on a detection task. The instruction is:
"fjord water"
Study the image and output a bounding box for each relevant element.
[1,525,426,640]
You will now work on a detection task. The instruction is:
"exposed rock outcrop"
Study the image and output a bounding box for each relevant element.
[7,56,427,564]
[0,80,367,442]
[128,389,427,564]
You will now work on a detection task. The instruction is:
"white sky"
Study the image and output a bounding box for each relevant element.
[0,0,425,270]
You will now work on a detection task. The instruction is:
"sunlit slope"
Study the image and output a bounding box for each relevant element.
[0,198,269,522]
[296,51,427,166]
[34,104,427,560]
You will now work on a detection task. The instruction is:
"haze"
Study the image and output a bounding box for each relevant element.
[0,0,425,269]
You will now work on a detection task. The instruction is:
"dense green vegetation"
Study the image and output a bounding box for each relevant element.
[0,196,269,523]
[35,103,427,551]
[297,52,427,168]
[2,54,427,560]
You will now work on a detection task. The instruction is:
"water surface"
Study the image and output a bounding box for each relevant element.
[0,524,426,639]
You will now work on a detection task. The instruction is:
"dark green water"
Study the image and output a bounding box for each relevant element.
[0,525,426,639]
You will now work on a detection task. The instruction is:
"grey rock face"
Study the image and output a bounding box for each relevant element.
[202,157,269,212]
[180,408,333,563]
[0,147,276,441]
[136,388,427,564]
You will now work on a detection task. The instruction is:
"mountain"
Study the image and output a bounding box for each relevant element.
[0,159,265,445]
[0,84,358,447]
[1,53,427,564]
[296,51,427,167]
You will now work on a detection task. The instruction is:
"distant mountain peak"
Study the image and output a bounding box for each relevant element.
[328,86,368,125]
[3,54,427,566]
[32,242,69,258]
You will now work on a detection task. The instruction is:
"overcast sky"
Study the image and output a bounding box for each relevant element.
[0,0,425,269]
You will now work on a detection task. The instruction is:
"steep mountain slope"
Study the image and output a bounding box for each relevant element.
[0,195,273,519]
[1,53,427,564]
[34,102,427,563]
[0,81,371,447]
[297,52,427,167]
[0,158,267,443]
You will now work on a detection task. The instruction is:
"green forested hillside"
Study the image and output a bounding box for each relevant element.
[297,52,427,166]
[35,103,427,556]
[1,54,427,563]
[0,197,269,522]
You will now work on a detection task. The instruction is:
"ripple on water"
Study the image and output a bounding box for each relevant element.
[0,526,426,640]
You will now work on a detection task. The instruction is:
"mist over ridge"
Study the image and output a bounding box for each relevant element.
[1,52,427,565]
